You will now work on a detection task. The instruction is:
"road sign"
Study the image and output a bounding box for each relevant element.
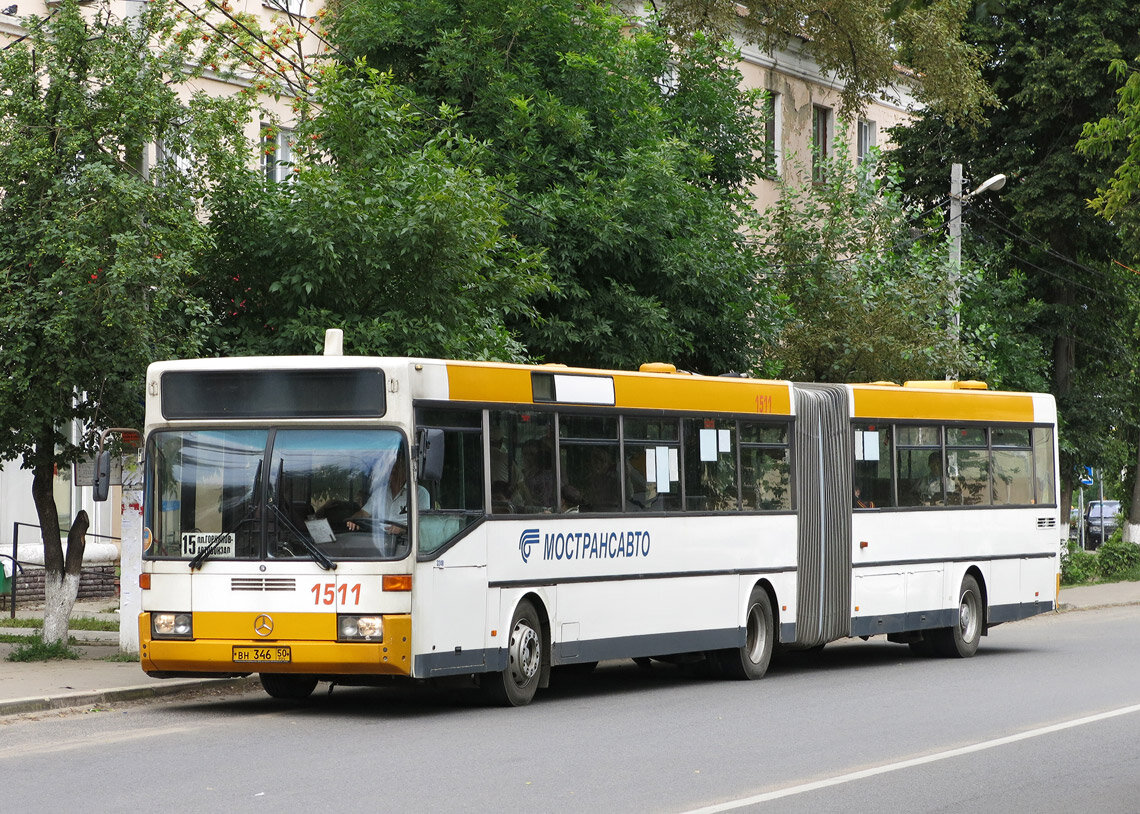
[1079,466,1094,487]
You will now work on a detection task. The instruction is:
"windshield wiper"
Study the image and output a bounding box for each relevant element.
[267,501,337,571]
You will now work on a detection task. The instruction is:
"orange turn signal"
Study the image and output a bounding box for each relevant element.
[382,574,412,592]
[139,573,151,590]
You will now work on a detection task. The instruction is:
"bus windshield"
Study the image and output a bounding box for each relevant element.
[147,428,413,562]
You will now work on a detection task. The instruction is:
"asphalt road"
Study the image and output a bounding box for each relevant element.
[2,605,1138,813]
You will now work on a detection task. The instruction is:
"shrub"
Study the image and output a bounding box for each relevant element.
[1096,537,1140,581]
[1061,542,1098,585]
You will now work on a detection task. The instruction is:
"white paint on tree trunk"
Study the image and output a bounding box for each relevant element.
[1125,522,1140,544]
[119,457,144,653]
[42,571,81,644]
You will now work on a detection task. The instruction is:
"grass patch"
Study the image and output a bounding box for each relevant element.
[7,637,81,662]
[1,616,118,632]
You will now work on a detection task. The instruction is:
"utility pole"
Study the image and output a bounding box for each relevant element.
[947,163,1006,379]
[948,163,964,377]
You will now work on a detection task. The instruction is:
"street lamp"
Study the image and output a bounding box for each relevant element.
[947,163,1007,376]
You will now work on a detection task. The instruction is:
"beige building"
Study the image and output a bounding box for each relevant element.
[737,36,916,209]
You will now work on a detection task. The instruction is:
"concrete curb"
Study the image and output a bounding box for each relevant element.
[1057,600,1140,612]
[0,677,256,717]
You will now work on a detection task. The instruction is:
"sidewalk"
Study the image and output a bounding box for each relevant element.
[0,599,252,716]
[2,581,1138,717]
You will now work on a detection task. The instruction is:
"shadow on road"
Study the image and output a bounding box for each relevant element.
[161,635,1034,719]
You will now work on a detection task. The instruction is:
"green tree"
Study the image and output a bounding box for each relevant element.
[0,0,251,642]
[756,146,1044,384]
[205,63,549,360]
[328,1,774,374]
[1080,57,1140,540]
[889,0,1140,519]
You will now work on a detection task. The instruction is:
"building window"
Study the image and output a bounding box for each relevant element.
[261,125,293,183]
[812,105,831,183]
[762,91,780,179]
[857,118,876,164]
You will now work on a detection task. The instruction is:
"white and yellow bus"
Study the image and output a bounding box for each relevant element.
[136,341,1060,705]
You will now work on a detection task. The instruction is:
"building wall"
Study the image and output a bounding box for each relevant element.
[738,36,917,210]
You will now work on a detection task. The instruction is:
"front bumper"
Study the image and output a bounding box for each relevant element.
[139,612,412,677]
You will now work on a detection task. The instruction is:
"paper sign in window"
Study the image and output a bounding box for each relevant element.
[699,429,717,462]
[658,446,672,492]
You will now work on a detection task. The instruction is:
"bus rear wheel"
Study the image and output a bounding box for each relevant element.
[933,575,983,658]
[484,599,543,706]
[720,586,774,680]
[259,673,318,700]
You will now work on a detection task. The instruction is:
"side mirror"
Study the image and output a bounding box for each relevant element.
[416,428,445,484]
[92,450,112,502]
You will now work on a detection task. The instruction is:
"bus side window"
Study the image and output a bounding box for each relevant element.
[853,424,892,508]
[946,426,990,506]
[623,417,682,512]
[896,425,942,507]
[740,421,790,511]
[683,418,739,512]
[1032,427,1056,505]
[991,427,1033,506]
[414,407,484,555]
[489,410,555,514]
[560,414,620,513]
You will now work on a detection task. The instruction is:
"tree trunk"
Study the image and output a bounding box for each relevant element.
[31,439,88,645]
[1127,443,1140,544]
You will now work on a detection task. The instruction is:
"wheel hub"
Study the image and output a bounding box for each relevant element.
[508,621,540,685]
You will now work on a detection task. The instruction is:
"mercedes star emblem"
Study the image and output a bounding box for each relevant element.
[254,614,274,637]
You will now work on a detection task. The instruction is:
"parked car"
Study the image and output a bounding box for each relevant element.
[1085,499,1121,549]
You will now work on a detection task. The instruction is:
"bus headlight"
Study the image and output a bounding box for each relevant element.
[152,612,193,639]
[338,615,383,642]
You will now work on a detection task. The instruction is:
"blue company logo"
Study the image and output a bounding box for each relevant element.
[518,527,651,563]
[519,528,541,563]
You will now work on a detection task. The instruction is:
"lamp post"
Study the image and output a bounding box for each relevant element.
[947,163,1006,377]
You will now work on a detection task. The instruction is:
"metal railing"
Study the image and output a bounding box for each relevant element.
[7,521,121,618]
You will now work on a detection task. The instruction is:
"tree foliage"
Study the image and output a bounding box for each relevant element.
[889,0,1140,513]
[326,0,775,374]
[1080,59,1140,252]
[0,0,252,641]
[205,63,549,360]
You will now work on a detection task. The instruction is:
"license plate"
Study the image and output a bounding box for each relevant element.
[233,646,291,663]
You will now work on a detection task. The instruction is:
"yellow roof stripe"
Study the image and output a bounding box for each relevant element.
[444,362,793,416]
[852,385,1035,423]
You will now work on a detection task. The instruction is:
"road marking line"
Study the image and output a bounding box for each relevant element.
[683,702,1140,813]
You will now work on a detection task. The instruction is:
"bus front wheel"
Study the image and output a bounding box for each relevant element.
[933,575,983,658]
[720,586,774,680]
[259,673,318,700]
[484,599,543,706]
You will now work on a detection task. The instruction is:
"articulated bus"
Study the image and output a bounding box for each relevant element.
[137,341,1060,705]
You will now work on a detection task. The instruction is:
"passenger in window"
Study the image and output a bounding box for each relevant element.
[919,451,949,505]
[582,447,621,512]
[347,447,429,533]
[854,485,875,509]
[512,439,556,512]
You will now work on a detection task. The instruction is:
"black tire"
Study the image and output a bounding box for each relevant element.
[933,575,983,658]
[259,673,318,700]
[720,586,775,680]
[484,599,543,706]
